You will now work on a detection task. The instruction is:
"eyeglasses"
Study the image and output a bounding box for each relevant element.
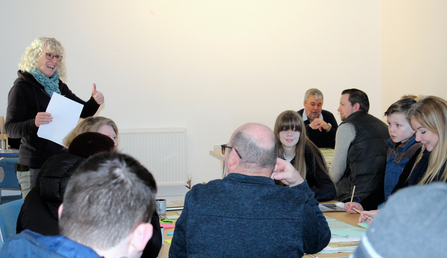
[221,144,242,159]
[45,53,63,62]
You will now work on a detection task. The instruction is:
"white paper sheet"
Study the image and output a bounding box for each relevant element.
[37,93,83,146]
[319,202,346,212]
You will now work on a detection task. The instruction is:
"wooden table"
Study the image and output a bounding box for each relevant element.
[303,211,360,258]
[209,150,224,161]
[156,208,360,258]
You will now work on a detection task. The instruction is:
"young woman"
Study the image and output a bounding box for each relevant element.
[405,96,447,184]
[274,110,336,201]
[345,97,421,212]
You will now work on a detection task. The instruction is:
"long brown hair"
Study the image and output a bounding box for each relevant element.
[274,110,328,178]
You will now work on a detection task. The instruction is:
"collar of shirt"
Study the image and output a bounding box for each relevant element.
[302,109,324,122]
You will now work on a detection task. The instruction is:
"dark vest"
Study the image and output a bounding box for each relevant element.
[336,111,389,201]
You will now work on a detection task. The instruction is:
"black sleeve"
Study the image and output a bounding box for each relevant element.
[59,82,100,118]
[16,188,59,236]
[359,177,385,210]
[5,81,39,138]
[141,211,163,258]
[305,145,336,201]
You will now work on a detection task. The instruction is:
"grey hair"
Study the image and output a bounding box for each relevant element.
[304,88,324,103]
[230,131,277,170]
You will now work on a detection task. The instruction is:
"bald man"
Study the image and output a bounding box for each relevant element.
[170,123,330,257]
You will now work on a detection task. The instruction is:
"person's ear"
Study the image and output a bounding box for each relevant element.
[58,204,64,220]
[130,223,153,253]
[226,148,240,173]
[353,103,361,112]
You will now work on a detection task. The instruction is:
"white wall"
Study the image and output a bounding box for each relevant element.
[380,1,447,111]
[1,1,381,185]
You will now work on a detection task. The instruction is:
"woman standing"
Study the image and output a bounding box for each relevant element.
[5,37,104,198]
[274,110,336,201]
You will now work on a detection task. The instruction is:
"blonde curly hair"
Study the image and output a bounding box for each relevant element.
[18,37,67,81]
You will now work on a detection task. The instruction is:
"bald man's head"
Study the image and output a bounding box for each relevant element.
[229,123,277,170]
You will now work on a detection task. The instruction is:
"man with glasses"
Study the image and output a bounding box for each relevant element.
[170,123,330,257]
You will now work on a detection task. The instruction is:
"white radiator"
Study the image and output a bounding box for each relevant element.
[118,128,186,186]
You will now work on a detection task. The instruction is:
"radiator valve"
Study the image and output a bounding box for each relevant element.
[185,173,192,189]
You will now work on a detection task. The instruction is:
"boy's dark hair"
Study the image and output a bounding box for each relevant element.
[59,152,157,250]
[384,97,417,116]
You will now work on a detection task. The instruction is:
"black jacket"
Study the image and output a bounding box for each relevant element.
[336,111,389,202]
[5,71,100,168]
[290,144,336,201]
[17,153,84,235]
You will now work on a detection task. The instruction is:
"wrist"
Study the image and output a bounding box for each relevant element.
[326,123,332,132]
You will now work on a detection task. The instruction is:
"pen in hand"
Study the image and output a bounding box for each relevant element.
[352,207,373,221]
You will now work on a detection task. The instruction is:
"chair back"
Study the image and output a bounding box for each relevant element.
[0,158,20,190]
[0,116,8,150]
[0,199,24,242]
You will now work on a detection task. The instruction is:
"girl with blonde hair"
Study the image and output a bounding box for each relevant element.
[64,116,118,147]
[406,96,447,184]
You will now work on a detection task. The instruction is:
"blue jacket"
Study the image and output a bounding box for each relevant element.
[169,173,331,257]
[359,136,421,210]
[384,136,421,200]
[0,230,101,258]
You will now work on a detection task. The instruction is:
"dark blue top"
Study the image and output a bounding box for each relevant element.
[359,136,421,210]
[384,137,420,200]
[170,173,331,257]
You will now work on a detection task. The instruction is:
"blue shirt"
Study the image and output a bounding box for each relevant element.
[0,230,101,258]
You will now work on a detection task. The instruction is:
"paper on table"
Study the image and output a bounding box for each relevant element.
[325,216,366,239]
[318,216,365,254]
[358,222,369,229]
[319,202,346,212]
[319,238,360,254]
[167,215,180,220]
[37,93,83,147]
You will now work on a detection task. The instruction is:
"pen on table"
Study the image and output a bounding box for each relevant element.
[352,207,374,221]
[350,185,356,203]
